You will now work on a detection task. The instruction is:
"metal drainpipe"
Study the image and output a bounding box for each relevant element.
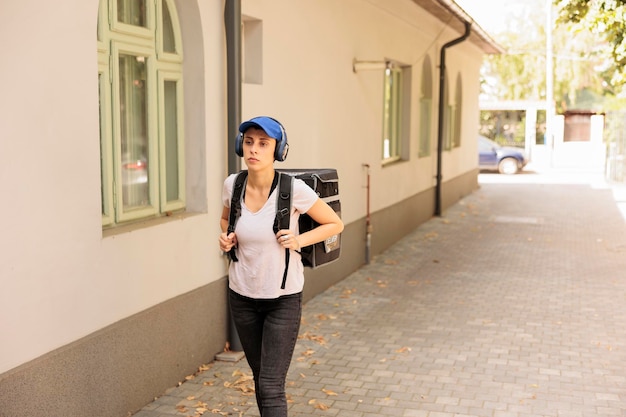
[435,21,471,216]
[224,0,242,352]
[225,0,242,175]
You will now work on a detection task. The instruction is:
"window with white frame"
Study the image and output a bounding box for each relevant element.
[382,62,410,163]
[97,0,185,227]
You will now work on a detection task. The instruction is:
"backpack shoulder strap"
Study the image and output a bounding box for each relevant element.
[274,172,293,289]
[273,172,292,234]
[227,170,248,262]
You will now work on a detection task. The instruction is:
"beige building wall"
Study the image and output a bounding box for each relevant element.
[0,0,227,373]
[242,0,484,220]
[0,0,489,415]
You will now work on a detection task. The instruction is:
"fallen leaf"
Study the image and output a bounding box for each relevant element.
[233,375,254,385]
[340,289,355,298]
[424,232,438,240]
[299,331,327,345]
[322,388,338,396]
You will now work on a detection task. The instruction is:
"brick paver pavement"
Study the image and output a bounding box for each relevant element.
[133,170,626,417]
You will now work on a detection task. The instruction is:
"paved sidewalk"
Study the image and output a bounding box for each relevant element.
[133,170,626,417]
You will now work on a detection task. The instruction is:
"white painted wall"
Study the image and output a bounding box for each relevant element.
[0,0,228,373]
[242,0,484,219]
[552,114,606,170]
[0,0,486,374]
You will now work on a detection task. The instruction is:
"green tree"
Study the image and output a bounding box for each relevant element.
[480,0,614,112]
[480,1,547,101]
[555,0,626,91]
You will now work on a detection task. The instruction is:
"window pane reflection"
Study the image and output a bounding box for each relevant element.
[164,80,179,202]
[119,54,149,210]
[117,0,147,27]
[162,0,176,53]
[383,66,401,159]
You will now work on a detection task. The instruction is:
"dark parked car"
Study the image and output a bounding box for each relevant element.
[478,135,528,174]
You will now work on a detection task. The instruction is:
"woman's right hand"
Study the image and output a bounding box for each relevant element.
[219,232,238,253]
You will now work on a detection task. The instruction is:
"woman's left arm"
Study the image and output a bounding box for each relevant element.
[296,199,344,250]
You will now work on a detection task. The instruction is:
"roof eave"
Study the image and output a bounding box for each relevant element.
[412,0,505,54]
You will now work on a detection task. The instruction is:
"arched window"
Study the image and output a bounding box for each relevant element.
[453,73,463,148]
[419,56,433,158]
[443,70,452,151]
[97,0,185,227]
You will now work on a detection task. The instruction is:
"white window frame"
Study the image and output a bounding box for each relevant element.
[111,43,159,223]
[382,61,411,164]
[157,71,186,212]
[110,0,155,39]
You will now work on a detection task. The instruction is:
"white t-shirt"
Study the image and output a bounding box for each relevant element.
[222,172,319,299]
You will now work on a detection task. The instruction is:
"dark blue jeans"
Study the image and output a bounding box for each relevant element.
[228,289,302,417]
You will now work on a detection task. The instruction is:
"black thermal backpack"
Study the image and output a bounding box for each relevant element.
[227,169,341,289]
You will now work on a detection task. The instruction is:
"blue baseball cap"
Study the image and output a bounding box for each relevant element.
[238,116,284,140]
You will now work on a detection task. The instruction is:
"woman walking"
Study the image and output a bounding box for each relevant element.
[219,116,343,417]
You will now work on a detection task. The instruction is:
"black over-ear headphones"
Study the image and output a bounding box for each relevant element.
[235,117,289,162]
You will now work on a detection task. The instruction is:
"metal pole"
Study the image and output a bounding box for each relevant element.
[545,0,554,167]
